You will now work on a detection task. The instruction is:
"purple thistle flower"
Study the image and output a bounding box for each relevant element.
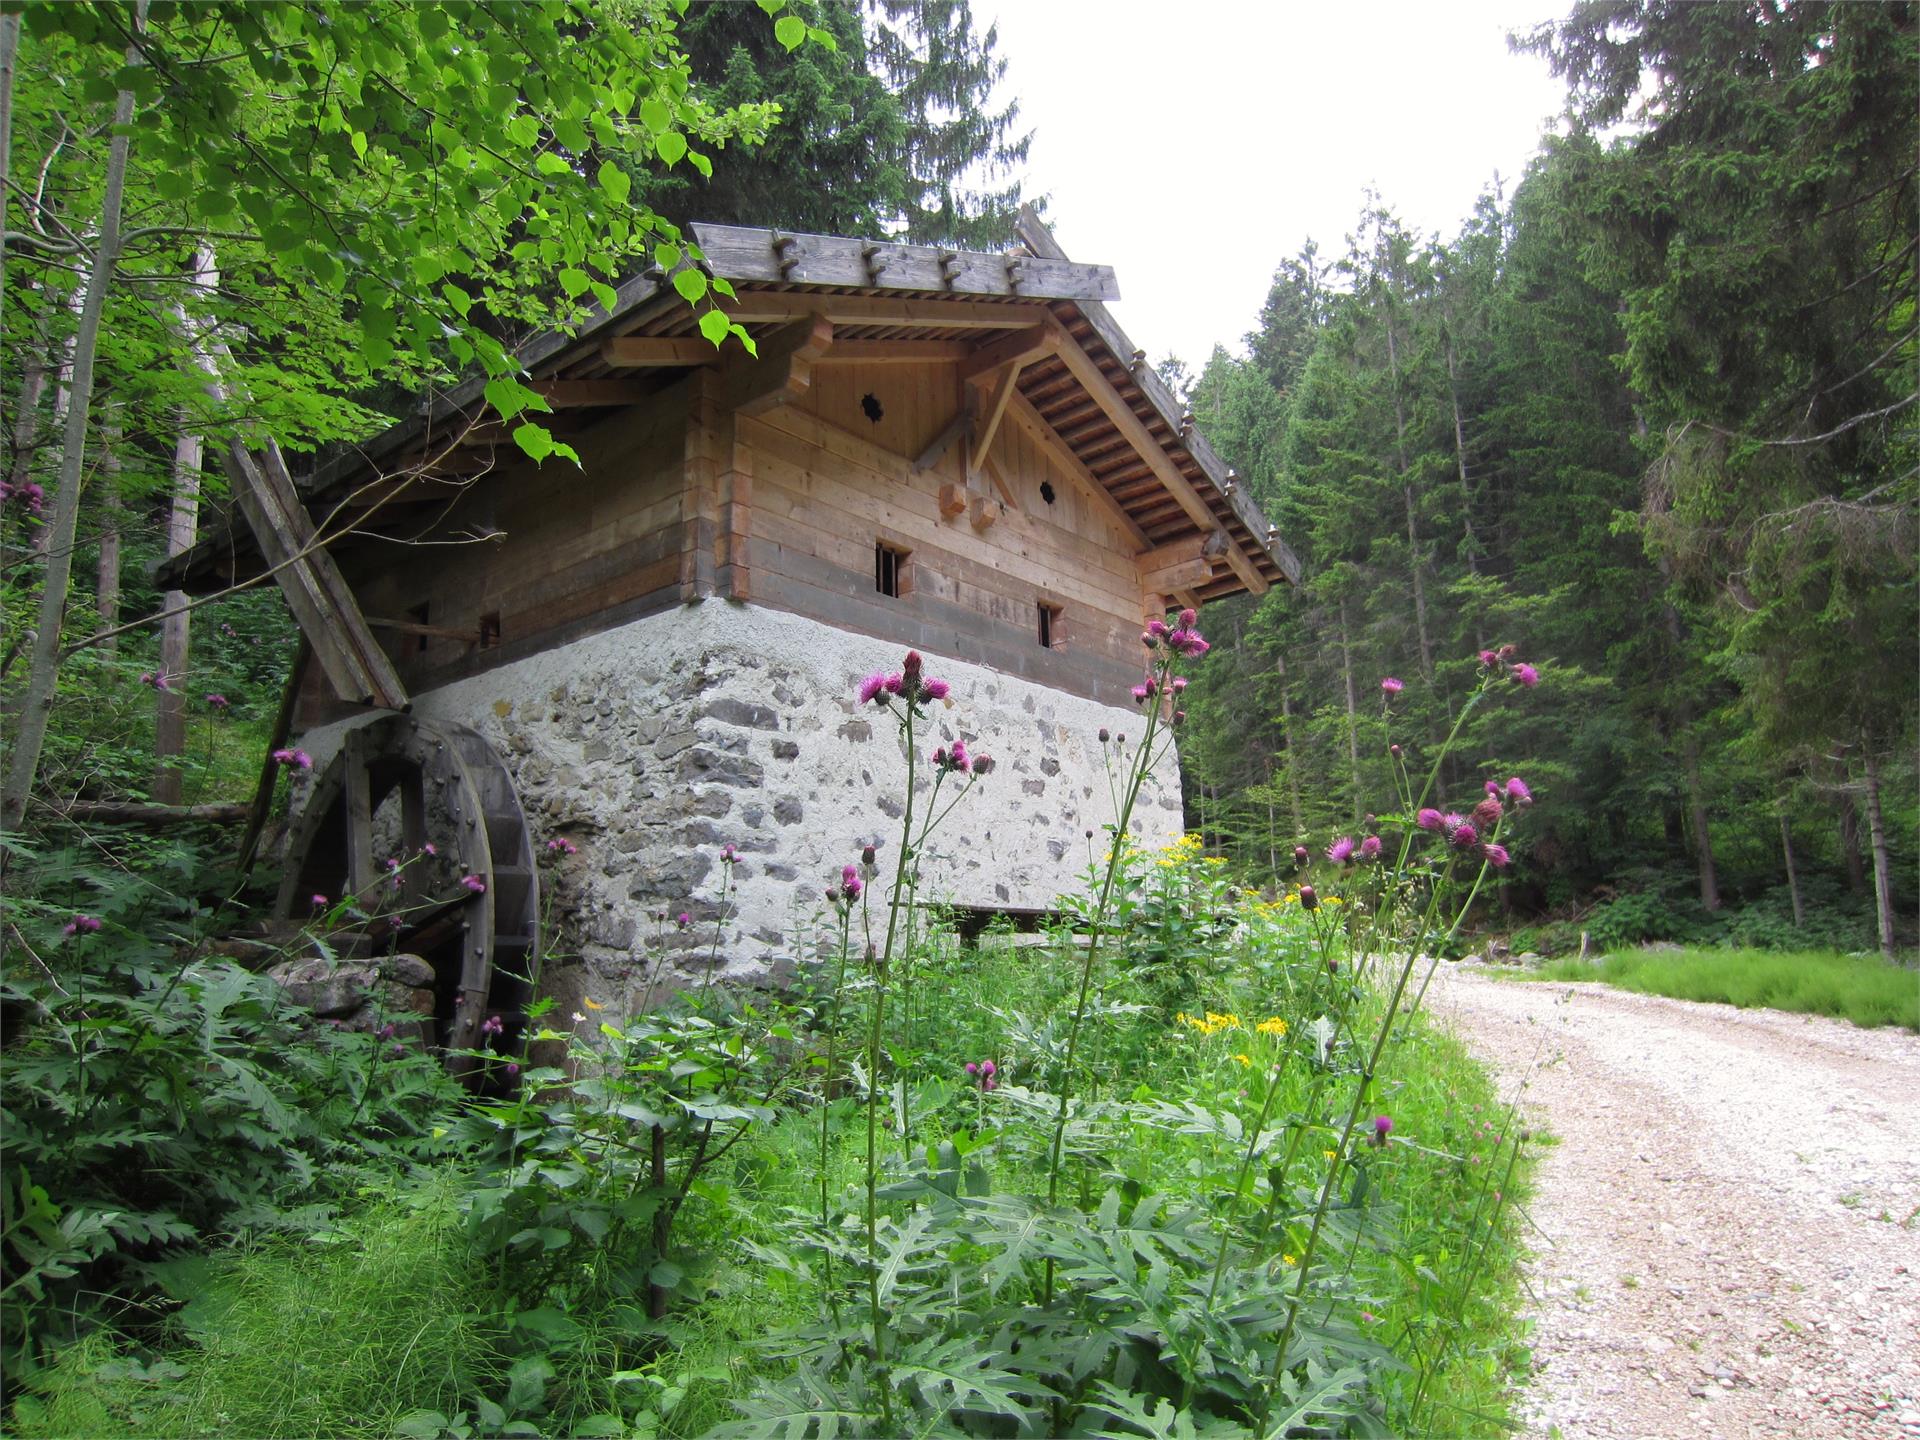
[858,672,888,705]
[1371,1114,1393,1148]
[1146,618,1171,640]
[719,842,738,863]
[481,1014,504,1036]
[1450,823,1480,850]
[1131,681,1155,705]
[1505,777,1532,805]
[841,863,860,893]
[310,893,328,912]
[901,651,923,683]
[861,843,878,867]
[948,740,969,772]
[931,744,948,768]
[970,753,994,775]
[1170,676,1188,694]
[140,670,170,691]
[1482,843,1512,869]
[1416,808,1445,832]
[460,874,487,894]
[548,837,579,855]
[882,671,904,695]
[423,842,437,856]
[506,1062,520,1077]
[921,677,951,701]
[378,1023,396,1040]
[981,1059,996,1077]
[1178,607,1197,628]
[965,1062,978,1076]
[1512,662,1540,689]
[1478,649,1498,668]
[1358,835,1383,862]
[62,913,101,937]
[1473,797,1503,830]
[1380,676,1404,695]
[205,693,229,709]
[982,1077,996,1091]
[1140,630,1157,649]
[1298,884,1318,911]
[676,911,691,929]
[1326,836,1356,865]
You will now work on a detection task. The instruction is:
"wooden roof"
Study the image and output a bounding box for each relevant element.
[160,213,1299,601]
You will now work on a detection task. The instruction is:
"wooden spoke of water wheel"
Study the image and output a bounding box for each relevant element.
[273,713,539,1079]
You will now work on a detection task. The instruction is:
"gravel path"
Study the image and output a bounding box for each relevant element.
[1426,965,1920,1440]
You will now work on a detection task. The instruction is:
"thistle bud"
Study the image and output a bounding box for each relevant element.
[1299,884,1318,911]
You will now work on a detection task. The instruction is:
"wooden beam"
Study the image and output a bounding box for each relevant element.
[723,294,1052,332]
[1016,207,1298,589]
[812,340,974,365]
[1047,321,1267,595]
[957,323,1057,381]
[600,336,723,368]
[967,361,1024,481]
[913,408,968,473]
[1002,390,1149,552]
[690,223,1121,300]
[366,616,485,644]
[1138,554,1214,591]
[723,314,835,418]
[531,378,653,407]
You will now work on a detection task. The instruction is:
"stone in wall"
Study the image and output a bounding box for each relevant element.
[293,603,1184,1010]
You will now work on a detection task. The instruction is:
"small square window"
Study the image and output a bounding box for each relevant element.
[479,612,501,649]
[876,542,909,599]
[1038,602,1062,649]
[405,602,431,654]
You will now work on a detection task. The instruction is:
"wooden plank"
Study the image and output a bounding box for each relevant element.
[342,731,374,898]
[601,336,723,368]
[913,408,968,473]
[1016,206,1299,589]
[1045,319,1267,596]
[1138,554,1214,591]
[719,422,750,600]
[957,324,1057,381]
[967,361,1024,480]
[683,371,723,600]
[723,293,1052,332]
[724,314,834,418]
[531,378,654,407]
[812,340,974,365]
[690,223,1121,300]
[1002,390,1150,553]
[742,422,1142,623]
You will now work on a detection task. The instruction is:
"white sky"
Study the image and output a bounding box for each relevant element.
[975,0,1572,368]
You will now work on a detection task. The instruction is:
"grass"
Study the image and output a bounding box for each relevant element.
[1517,946,1919,1030]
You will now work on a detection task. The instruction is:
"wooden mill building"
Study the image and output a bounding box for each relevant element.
[164,211,1298,1013]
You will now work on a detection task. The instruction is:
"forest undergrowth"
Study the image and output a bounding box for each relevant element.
[5,626,1547,1438]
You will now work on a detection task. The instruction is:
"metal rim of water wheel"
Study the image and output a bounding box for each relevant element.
[273,712,539,1080]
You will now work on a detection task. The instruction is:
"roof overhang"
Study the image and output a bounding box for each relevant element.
[159,215,1299,600]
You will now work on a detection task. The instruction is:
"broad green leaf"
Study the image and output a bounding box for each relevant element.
[673,268,708,303]
[655,130,688,166]
[773,14,805,49]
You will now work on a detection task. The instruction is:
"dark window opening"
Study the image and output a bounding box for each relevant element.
[405,602,431,654]
[479,612,501,649]
[1038,602,1061,649]
[876,543,908,599]
[1039,480,1056,506]
[861,392,885,424]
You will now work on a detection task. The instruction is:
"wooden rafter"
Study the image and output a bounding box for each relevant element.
[532,378,654,407]
[723,314,834,417]
[1046,321,1267,596]
[967,361,1024,482]
[722,294,1051,332]
[1002,391,1149,552]
[957,323,1057,381]
[602,336,726,368]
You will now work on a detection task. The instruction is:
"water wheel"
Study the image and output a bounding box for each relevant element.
[274,713,539,1079]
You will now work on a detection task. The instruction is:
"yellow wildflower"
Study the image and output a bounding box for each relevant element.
[1323,1149,1337,1160]
[1282,1253,1298,1267]
[1232,1053,1252,1067]
[1256,1017,1288,1036]
[583,997,605,1011]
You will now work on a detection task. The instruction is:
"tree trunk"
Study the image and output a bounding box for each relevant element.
[0,11,19,328]
[1779,807,1804,928]
[1838,788,1867,893]
[94,424,122,650]
[1860,739,1896,961]
[153,422,205,802]
[0,3,145,837]
[1682,732,1720,912]
[1276,649,1303,840]
[1383,314,1434,684]
[1339,599,1362,824]
[1444,337,1480,578]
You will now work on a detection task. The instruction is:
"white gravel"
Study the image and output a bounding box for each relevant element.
[1426,965,1920,1440]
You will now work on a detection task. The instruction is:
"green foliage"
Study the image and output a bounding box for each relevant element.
[1,836,462,1359]
[1524,947,1918,1031]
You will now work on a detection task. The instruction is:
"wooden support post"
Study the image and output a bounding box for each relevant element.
[182,310,407,710]
[723,314,834,417]
[342,729,374,898]
[682,371,723,601]
[719,422,751,600]
[966,361,1024,483]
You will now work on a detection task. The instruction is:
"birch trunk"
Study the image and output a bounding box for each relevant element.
[153,425,205,802]
[0,3,145,836]
[1860,739,1896,961]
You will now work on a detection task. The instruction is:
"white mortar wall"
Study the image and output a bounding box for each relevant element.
[294,602,1184,1007]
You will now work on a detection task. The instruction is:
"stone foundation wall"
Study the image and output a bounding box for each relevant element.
[293,602,1184,1011]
